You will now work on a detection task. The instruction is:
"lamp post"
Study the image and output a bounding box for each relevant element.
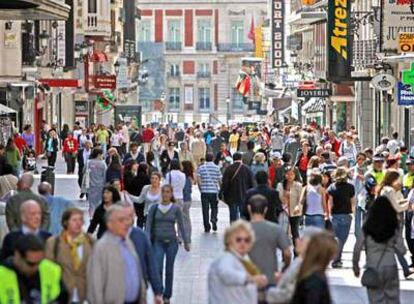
[226,97,231,125]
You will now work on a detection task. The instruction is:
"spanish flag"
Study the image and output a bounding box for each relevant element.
[235,71,251,99]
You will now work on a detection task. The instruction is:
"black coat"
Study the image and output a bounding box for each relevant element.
[0,230,52,261]
[159,150,179,172]
[222,162,255,205]
[243,185,283,223]
[44,137,59,153]
[87,203,107,239]
[291,272,332,304]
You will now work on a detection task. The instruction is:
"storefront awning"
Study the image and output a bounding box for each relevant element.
[302,98,325,113]
[91,52,109,63]
[0,0,70,20]
[0,103,17,115]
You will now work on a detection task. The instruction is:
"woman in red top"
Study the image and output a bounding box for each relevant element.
[63,132,79,174]
[295,140,314,185]
[13,133,27,156]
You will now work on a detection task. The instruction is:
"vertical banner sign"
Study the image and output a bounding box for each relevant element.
[328,0,352,82]
[271,0,285,68]
[124,0,136,62]
[382,0,414,52]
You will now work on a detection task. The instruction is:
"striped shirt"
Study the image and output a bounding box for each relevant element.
[197,162,222,193]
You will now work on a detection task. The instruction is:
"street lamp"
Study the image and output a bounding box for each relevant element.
[226,97,231,125]
[114,60,120,75]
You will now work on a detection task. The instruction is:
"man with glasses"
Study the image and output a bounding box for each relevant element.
[1,200,51,261]
[87,205,147,304]
[0,234,68,303]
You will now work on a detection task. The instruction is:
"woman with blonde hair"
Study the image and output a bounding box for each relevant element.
[250,152,268,176]
[291,231,337,304]
[208,220,268,304]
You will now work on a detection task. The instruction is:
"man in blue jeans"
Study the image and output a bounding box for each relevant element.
[197,153,222,232]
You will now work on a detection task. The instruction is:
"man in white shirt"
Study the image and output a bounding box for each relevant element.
[164,159,186,203]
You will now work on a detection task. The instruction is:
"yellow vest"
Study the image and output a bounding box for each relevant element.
[371,170,385,184]
[0,259,61,304]
[404,173,414,188]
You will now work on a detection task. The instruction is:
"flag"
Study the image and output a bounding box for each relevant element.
[248,15,255,43]
[235,71,251,98]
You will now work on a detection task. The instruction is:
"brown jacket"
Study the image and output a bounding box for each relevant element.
[45,233,94,303]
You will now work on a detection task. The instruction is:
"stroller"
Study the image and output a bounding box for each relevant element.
[22,148,38,174]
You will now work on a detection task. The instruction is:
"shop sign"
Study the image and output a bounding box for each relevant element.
[397,82,414,106]
[271,0,285,68]
[74,100,88,115]
[399,32,414,53]
[248,101,261,110]
[116,58,130,89]
[382,1,414,52]
[114,105,142,128]
[327,0,352,82]
[94,75,116,89]
[297,89,332,98]
[370,73,397,91]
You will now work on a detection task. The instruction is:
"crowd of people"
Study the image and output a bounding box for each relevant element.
[0,120,413,303]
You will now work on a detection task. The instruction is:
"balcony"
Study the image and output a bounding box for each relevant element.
[165,42,182,51]
[85,13,111,36]
[167,72,181,78]
[196,42,212,51]
[197,71,211,78]
[217,43,254,52]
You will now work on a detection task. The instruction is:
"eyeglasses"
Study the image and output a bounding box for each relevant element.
[235,237,252,244]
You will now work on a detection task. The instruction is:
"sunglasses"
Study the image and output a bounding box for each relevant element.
[25,259,41,267]
[235,237,252,244]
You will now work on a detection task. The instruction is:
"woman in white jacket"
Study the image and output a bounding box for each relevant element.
[208,220,267,304]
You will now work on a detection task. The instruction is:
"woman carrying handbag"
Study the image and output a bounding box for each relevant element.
[353,196,407,304]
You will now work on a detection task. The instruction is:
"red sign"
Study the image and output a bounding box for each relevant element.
[39,79,81,88]
[94,75,116,89]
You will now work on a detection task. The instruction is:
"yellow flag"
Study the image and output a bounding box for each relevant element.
[255,26,263,58]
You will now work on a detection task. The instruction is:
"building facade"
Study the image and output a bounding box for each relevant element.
[137,0,268,125]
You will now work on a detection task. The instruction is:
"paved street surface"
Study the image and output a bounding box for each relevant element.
[34,157,414,303]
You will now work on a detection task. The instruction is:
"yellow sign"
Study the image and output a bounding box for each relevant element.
[302,0,316,5]
[330,0,349,60]
[399,33,414,53]
[255,26,264,58]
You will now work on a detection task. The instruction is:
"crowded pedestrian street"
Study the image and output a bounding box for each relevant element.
[28,157,414,304]
[5,0,414,304]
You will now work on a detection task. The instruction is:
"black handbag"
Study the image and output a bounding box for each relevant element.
[361,238,389,288]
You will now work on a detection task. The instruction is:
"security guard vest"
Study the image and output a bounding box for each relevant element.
[0,259,61,304]
[404,173,414,189]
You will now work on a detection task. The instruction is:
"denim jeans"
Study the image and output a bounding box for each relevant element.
[229,203,242,223]
[354,206,366,239]
[153,240,179,299]
[305,214,325,229]
[332,214,352,263]
[201,193,218,231]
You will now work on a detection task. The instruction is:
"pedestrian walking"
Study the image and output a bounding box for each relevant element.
[146,184,190,304]
[266,227,324,304]
[77,140,92,199]
[85,148,107,215]
[290,231,337,304]
[250,152,268,176]
[6,173,50,231]
[0,234,68,303]
[87,185,121,239]
[160,141,179,176]
[181,160,194,243]
[136,171,162,219]
[197,153,221,233]
[38,182,73,235]
[295,140,314,185]
[87,205,147,304]
[46,208,94,303]
[222,152,255,222]
[105,153,122,183]
[5,138,21,176]
[277,166,303,247]
[208,220,268,304]
[248,194,292,286]
[1,200,51,261]
[191,132,207,167]
[353,196,407,304]
[301,170,326,229]
[44,129,59,167]
[62,132,79,174]
[328,167,355,268]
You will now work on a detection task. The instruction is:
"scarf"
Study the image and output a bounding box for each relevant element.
[231,250,261,276]
[63,232,87,270]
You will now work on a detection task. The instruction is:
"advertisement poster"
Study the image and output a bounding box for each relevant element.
[327,0,352,82]
[114,105,142,129]
[382,0,414,52]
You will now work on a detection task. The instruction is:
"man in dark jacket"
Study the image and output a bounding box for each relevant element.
[123,142,145,165]
[1,200,51,261]
[222,152,255,222]
[122,203,163,304]
[243,171,283,223]
[77,140,93,199]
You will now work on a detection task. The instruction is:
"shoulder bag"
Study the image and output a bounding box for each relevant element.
[219,162,243,203]
[361,237,389,288]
